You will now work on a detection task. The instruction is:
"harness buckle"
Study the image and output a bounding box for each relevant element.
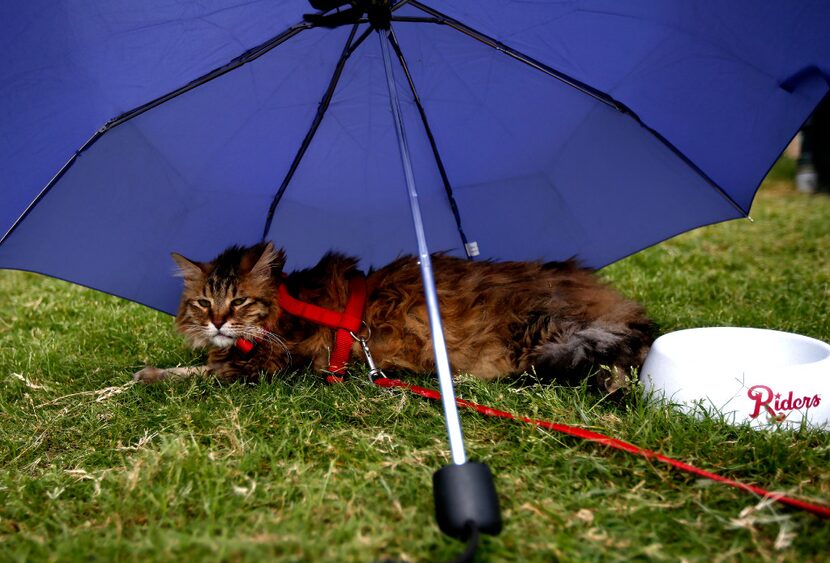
[350,324,385,382]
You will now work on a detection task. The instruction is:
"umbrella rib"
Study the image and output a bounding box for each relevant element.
[397,2,750,218]
[624,117,749,217]
[108,22,312,129]
[0,130,102,245]
[261,24,370,240]
[385,27,473,258]
[0,21,313,247]
[401,2,623,112]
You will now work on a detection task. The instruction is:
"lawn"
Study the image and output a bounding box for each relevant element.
[1,159,829,561]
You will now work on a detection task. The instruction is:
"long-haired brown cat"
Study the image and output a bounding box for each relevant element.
[134,242,655,393]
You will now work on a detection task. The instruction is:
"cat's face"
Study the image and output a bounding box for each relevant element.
[172,243,284,348]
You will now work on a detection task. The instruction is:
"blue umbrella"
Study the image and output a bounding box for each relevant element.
[2,0,829,547]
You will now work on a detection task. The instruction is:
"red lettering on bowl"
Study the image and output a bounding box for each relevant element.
[747,385,821,422]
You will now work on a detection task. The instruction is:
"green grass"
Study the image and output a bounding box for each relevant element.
[1,159,829,561]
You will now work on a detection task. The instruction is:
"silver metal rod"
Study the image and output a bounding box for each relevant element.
[378,29,467,465]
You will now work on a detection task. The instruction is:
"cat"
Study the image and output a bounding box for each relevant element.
[134,242,656,393]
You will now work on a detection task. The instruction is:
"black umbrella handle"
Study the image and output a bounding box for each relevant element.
[434,462,503,540]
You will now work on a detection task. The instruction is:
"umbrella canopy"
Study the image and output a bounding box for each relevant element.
[1,0,829,316]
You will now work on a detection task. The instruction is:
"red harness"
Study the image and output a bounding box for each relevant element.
[234,274,368,382]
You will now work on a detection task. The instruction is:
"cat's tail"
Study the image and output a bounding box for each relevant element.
[530,320,656,393]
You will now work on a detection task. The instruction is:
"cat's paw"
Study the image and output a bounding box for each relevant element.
[133,366,169,384]
[595,365,631,395]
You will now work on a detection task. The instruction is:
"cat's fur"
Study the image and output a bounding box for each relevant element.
[134,243,656,393]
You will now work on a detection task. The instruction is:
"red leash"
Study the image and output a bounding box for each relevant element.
[372,376,830,519]
[242,275,830,518]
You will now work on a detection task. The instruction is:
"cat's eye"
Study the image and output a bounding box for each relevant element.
[231,297,247,307]
[196,299,211,308]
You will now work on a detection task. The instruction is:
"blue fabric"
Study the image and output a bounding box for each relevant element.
[1,1,829,314]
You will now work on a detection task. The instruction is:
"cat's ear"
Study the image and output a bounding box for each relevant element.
[250,242,285,281]
[171,252,208,282]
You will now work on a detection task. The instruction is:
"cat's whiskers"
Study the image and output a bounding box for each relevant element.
[208,322,244,348]
[178,323,213,347]
[245,326,292,362]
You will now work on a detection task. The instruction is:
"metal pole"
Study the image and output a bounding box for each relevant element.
[378,29,467,465]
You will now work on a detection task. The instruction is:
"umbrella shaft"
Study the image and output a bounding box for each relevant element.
[379,30,467,466]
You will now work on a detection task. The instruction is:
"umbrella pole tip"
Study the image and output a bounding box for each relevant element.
[433,461,502,541]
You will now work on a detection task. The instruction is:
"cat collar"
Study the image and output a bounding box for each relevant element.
[234,274,368,382]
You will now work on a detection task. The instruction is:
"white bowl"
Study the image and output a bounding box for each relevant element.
[641,327,830,429]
